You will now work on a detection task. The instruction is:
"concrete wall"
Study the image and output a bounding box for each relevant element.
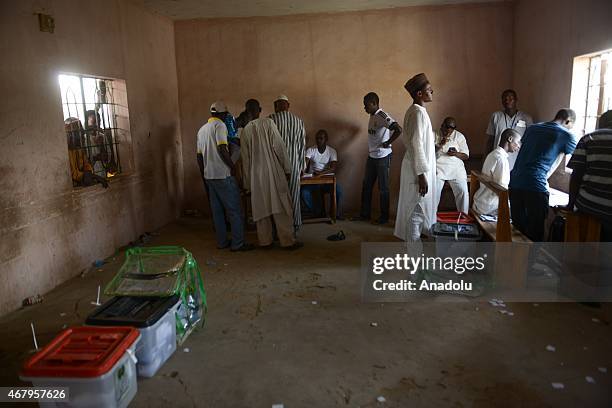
[513,0,612,190]
[0,0,183,315]
[175,2,515,213]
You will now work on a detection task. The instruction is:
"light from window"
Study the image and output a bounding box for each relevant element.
[570,49,612,137]
[58,74,130,187]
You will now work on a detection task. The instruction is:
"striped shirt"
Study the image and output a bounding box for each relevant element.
[270,110,306,228]
[567,129,612,223]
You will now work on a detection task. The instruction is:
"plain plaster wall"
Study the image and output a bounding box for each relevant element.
[175,1,515,214]
[0,0,183,315]
[513,0,612,191]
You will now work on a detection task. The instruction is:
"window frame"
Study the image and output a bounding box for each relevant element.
[58,72,133,187]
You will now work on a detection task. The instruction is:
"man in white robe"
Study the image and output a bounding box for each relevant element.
[269,95,306,232]
[241,99,302,250]
[472,128,520,215]
[394,73,438,242]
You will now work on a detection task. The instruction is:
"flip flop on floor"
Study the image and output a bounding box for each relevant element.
[327,230,346,241]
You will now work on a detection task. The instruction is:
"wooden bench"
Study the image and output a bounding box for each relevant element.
[468,171,531,289]
[560,210,601,242]
[468,170,531,243]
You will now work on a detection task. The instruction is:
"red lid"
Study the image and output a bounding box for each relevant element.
[437,211,475,224]
[21,326,140,378]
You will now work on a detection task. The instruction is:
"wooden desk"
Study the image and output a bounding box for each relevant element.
[300,174,336,224]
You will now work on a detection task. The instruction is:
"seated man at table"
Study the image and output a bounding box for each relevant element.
[301,129,343,218]
[434,117,470,213]
[472,128,520,215]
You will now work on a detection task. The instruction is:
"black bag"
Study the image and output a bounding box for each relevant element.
[548,215,565,242]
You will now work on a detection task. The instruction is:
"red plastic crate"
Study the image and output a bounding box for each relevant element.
[436,211,475,225]
[21,326,139,378]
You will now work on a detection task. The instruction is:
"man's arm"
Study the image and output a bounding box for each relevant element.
[197,153,205,180]
[566,168,584,210]
[241,130,252,192]
[565,136,586,210]
[382,122,402,148]
[315,160,337,176]
[217,144,234,170]
[546,153,565,180]
[410,114,429,196]
[435,135,448,152]
[447,147,469,161]
[450,133,470,161]
[270,121,291,175]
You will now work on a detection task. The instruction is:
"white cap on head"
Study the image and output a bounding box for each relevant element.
[210,101,228,113]
[275,94,289,102]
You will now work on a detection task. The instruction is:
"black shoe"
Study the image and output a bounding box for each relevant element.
[217,242,231,249]
[230,243,256,252]
[327,231,346,241]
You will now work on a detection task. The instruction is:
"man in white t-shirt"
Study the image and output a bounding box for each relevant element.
[473,128,520,215]
[434,117,470,213]
[197,101,254,252]
[485,89,533,170]
[301,129,343,218]
[354,92,402,224]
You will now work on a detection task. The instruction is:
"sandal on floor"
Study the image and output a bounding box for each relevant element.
[327,230,346,241]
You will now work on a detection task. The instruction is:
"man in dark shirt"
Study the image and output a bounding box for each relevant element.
[509,109,577,241]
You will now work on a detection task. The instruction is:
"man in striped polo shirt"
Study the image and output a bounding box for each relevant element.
[270,95,306,233]
[567,110,612,241]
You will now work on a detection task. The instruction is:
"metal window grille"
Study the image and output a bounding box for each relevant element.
[581,51,611,133]
[59,74,127,185]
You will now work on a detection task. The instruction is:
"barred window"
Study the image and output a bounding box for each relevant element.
[568,49,612,171]
[59,73,131,188]
[570,49,612,136]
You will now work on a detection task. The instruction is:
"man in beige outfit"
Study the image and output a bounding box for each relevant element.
[241,99,303,250]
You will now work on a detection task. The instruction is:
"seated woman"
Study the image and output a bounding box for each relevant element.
[301,129,343,218]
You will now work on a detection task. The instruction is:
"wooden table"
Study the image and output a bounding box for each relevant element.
[300,174,336,224]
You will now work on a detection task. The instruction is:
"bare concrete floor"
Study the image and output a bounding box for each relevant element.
[1,218,611,407]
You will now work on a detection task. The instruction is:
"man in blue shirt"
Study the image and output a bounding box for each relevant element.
[509,109,577,241]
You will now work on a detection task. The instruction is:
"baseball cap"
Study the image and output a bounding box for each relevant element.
[275,94,289,102]
[210,101,228,113]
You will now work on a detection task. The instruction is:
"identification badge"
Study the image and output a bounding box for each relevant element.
[517,120,526,127]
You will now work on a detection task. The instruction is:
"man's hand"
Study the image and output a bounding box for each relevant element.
[418,174,428,196]
[381,141,391,149]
